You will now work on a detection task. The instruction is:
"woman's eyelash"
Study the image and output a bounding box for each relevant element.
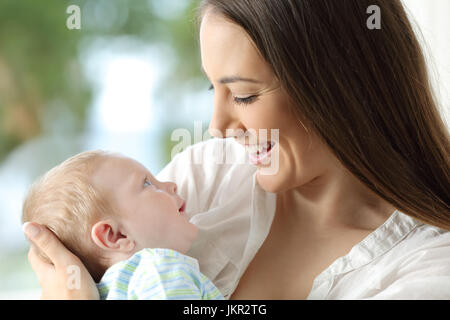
[233,95,258,106]
[207,84,258,106]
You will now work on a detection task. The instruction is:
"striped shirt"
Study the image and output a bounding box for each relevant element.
[96,248,224,300]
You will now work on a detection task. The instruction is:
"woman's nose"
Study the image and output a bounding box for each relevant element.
[208,98,244,139]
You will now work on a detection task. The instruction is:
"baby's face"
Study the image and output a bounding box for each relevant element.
[92,155,197,254]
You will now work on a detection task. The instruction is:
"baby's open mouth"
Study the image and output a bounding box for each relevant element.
[179,201,186,213]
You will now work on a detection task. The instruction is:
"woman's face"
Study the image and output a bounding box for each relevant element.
[200,11,332,193]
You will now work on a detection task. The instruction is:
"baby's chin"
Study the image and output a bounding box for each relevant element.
[171,224,199,255]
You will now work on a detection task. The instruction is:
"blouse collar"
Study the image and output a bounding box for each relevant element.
[240,171,423,297]
[312,209,423,282]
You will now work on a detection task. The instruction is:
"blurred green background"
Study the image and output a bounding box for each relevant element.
[0,0,214,298]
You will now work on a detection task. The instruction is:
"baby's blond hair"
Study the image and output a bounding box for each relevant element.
[22,150,117,282]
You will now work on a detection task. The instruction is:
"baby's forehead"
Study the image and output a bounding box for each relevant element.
[93,155,151,184]
[100,154,142,168]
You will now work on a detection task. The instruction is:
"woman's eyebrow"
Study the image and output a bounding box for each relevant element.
[218,76,262,84]
[201,66,262,84]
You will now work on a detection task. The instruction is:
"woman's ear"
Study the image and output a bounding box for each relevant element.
[91,220,135,253]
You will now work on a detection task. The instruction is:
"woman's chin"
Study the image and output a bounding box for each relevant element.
[255,169,287,193]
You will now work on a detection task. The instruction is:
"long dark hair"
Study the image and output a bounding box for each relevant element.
[198,0,450,229]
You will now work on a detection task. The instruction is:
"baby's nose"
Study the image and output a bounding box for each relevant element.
[163,182,184,211]
[164,181,177,195]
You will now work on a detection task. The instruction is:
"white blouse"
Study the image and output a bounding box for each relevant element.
[156,137,450,299]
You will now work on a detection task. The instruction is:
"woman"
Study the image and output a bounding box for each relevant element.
[24,0,449,299]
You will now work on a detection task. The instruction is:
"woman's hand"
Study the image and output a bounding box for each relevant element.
[23,222,99,300]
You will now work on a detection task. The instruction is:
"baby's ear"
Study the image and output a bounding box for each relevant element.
[91,220,135,252]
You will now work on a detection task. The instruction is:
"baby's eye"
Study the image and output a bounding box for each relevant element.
[144,179,153,187]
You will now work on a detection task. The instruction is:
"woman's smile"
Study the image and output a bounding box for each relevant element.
[244,141,276,166]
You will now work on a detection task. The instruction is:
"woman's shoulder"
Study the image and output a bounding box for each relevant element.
[380,211,450,254]
[361,223,450,299]
[406,222,450,254]
[406,220,450,247]
[391,220,450,274]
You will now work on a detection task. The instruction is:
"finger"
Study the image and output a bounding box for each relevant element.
[23,222,75,268]
[28,246,54,284]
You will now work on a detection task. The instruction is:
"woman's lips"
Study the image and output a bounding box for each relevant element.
[246,142,275,166]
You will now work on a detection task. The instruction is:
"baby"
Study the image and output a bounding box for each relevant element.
[22,150,223,300]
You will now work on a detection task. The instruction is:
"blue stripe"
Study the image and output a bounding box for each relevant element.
[98,248,223,300]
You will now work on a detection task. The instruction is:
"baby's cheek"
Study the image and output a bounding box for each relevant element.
[129,214,158,243]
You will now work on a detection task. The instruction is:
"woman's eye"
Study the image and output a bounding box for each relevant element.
[233,95,258,106]
[207,82,258,106]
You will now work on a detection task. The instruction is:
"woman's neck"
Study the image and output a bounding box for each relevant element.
[277,165,396,232]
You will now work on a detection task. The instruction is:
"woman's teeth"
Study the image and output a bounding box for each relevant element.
[246,142,275,166]
[246,142,274,155]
